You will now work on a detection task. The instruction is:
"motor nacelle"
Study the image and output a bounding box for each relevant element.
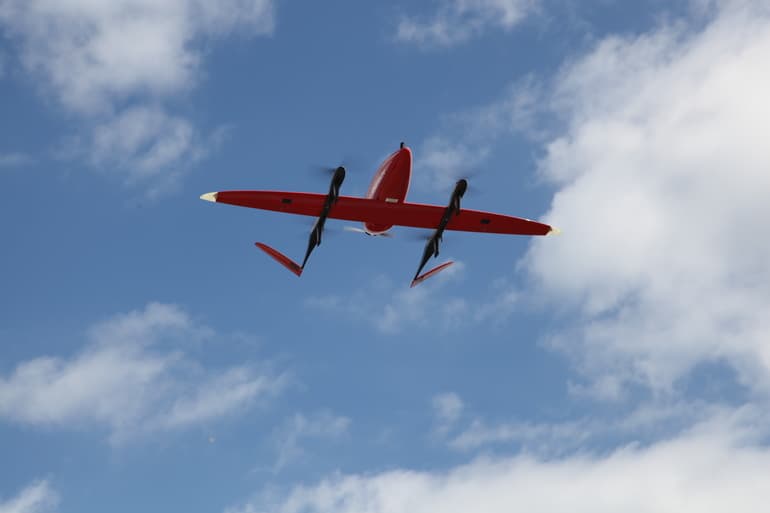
[301,166,345,269]
[329,166,346,203]
[450,179,467,214]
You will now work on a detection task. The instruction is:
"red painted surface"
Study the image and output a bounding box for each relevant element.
[364,146,412,234]
[255,242,303,276]
[215,190,553,236]
[411,261,454,288]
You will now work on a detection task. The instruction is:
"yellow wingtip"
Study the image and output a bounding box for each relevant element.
[547,226,561,236]
[200,192,218,202]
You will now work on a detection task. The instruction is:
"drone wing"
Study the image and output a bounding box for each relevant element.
[205,191,555,236]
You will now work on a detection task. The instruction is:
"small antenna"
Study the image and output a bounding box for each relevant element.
[400,141,405,149]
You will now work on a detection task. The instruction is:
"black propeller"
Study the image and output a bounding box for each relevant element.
[300,166,345,269]
[411,178,467,282]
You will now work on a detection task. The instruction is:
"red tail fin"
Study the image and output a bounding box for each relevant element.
[255,242,303,276]
[410,261,454,288]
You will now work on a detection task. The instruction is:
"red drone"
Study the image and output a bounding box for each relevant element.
[201,143,558,287]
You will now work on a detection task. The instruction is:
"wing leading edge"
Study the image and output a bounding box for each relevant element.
[208,190,555,236]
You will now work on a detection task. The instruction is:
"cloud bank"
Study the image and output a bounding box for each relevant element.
[228,408,770,513]
[523,0,770,399]
[0,303,284,443]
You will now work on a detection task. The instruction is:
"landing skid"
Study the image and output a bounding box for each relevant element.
[410,261,454,288]
[255,242,303,277]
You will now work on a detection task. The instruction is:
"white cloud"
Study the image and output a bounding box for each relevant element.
[273,412,351,471]
[0,303,285,443]
[0,0,273,113]
[0,481,57,513]
[0,0,272,191]
[515,0,770,398]
[90,106,196,178]
[227,407,770,513]
[84,105,227,195]
[397,0,539,47]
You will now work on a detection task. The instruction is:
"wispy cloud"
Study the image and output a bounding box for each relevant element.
[272,411,351,471]
[306,265,535,332]
[396,0,540,47]
[0,480,58,513]
[416,137,489,193]
[413,76,545,194]
[0,0,273,194]
[0,303,286,444]
[444,394,735,456]
[431,392,465,437]
[0,152,32,168]
[305,265,467,334]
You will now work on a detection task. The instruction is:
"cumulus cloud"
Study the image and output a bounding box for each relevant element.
[520,0,770,398]
[89,106,197,177]
[0,303,285,443]
[0,481,57,513]
[0,0,273,190]
[0,0,273,113]
[397,0,539,47]
[227,407,770,513]
[84,105,227,196]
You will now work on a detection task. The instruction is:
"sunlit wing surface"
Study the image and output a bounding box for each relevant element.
[210,191,555,236]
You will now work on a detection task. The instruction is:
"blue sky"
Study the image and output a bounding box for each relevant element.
[2,1,770,512]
